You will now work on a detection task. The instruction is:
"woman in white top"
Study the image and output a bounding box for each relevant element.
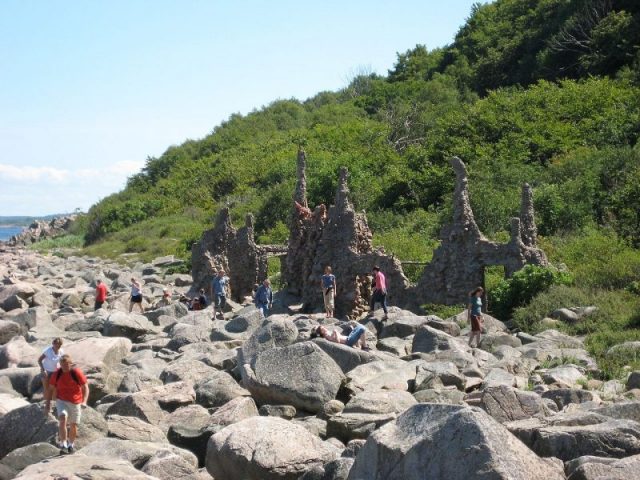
[38,337,64,414]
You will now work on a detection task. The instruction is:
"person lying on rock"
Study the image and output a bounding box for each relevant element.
[49,354,89,455]
[312,324,369,350]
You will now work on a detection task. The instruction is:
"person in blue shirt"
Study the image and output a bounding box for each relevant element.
[320,266,336,318]
[254,279,273,318]
[468,286,484,348]
[210,270,230,320]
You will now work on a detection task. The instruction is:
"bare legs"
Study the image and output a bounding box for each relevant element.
[41,374,51,413]
[129,301,144,314]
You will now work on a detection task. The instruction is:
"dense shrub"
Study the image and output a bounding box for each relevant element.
[489,265,573,321]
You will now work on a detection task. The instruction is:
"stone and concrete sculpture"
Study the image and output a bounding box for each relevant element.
[409,157,548,306]
[191,209,268,301]
[193,152,547,315]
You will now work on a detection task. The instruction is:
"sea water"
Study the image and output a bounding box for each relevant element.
[0,226,24,242]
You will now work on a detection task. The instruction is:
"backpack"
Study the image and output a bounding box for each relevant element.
[54,367,81,385]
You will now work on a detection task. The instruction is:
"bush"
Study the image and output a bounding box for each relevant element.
[489,264,573,321]
[542,227,640,290]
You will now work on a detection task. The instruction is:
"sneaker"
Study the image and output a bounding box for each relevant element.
[67,445,75,454]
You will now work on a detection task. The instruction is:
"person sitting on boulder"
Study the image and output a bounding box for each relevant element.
[312,323,369,350]
[197,288,208,308]
[49,354,89,455]
[294,200,312,218]
[190,296,202,311]
[154,288,172,308]
[38,337,64,415]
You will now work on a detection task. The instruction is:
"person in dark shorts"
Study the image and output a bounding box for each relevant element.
[94,279,107,311]
[129,277,144,313]
[369,266,388,318]
[468,286,484,347]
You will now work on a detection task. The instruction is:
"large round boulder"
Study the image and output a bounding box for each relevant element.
[206,416,339,480]
[241,341,344,413]
[347,403,564,480]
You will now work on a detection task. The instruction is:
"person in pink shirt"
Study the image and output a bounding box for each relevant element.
[369,266,388,318]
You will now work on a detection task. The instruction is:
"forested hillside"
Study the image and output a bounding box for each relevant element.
[71,0,640,375]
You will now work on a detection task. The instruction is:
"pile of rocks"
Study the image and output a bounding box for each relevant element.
[1,246,640,479]
[7,215,78,247]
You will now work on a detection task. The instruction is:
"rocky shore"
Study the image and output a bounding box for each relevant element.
[7,215,77,247]
[1,245,640,479]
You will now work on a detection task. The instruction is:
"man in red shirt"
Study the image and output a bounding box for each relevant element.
[50,354,89,454]
[94,279,108,311]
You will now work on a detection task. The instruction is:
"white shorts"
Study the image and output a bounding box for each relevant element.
[56,399,82,424]
[323,288,335,310]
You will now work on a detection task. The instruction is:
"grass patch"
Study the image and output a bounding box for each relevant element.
[27,234,85,253]
[539,355,580,369]
[421,303,465,321]
[81,213,208,264]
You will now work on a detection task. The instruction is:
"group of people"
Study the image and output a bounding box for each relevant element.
[43,267,485,455]
[320,265,388,319]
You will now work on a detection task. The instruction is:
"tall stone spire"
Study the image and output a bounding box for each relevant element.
[334,167,352,213]
[520,183,537,247]
[450,156,482,239]
[294,147,307,207]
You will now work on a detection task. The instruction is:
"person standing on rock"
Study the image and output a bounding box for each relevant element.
[38,337,64,415]
[369,266,388,318]
[210,269,230,320]
[468,286,484,348]
[94,279,108,311]
[129,277,144,313]
[50,354,89,454]
[321,266,336,318]
[254,279,273,318]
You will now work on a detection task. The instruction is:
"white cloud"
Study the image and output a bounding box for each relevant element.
[0,161,144,185]
[0,161,145,216]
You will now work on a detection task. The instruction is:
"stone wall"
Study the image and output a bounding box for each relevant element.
[192,152,548,316]
[408,157,548,307]
[191,209,268,301]
[283,156,409,317]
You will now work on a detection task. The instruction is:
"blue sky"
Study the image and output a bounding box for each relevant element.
[0,0,481,216]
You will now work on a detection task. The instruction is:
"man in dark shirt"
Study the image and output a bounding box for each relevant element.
[254,279,273,318]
